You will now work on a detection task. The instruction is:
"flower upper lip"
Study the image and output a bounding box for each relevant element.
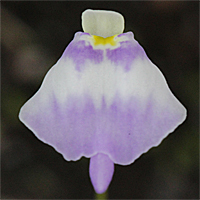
[82,9,124,38]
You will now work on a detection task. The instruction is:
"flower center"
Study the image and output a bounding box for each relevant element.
[92,35,117,46]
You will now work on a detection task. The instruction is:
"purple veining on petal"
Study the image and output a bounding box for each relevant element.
[62,33,103,71]
[106,41,145,72]
[60,31,146,72]
[19,91,186,165]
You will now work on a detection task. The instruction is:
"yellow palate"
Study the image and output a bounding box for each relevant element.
[93,35,117,46]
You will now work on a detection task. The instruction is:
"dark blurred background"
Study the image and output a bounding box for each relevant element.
[1,1,199,199]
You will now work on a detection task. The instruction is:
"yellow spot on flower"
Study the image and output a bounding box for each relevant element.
[93,35,117,46]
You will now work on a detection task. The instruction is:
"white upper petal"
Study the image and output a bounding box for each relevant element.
[82,9,124,38]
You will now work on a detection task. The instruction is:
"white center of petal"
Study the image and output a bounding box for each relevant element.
[82,9,124,38]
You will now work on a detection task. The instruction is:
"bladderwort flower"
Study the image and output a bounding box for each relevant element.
[19,9,187,194]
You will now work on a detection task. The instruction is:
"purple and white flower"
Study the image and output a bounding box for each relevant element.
[19,9,187,194]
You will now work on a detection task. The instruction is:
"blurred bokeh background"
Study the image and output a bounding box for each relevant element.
[1,1,199,199]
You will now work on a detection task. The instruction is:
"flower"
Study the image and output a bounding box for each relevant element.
[19,9,187,194]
